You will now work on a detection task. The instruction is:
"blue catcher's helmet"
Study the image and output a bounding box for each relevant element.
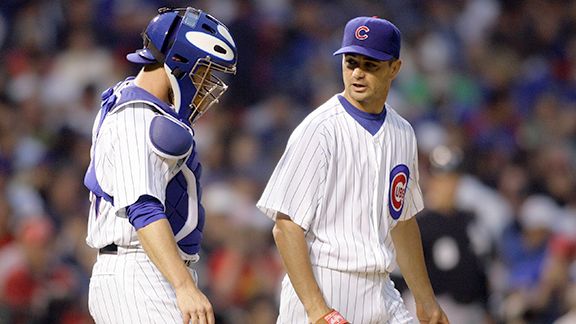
[127,7,237,123]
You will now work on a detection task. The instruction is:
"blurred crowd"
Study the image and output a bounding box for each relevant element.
[0,0,574,323]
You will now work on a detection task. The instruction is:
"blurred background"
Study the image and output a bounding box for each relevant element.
[0,0,574,323]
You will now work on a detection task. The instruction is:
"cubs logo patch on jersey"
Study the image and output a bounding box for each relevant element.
[389,164,410,220]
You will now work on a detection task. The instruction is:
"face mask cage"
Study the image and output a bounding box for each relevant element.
[188,57,234,124]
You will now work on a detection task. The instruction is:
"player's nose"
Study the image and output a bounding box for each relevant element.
[352,67,365,78]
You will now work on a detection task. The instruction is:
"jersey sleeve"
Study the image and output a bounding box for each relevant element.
[399,130,424,221]
[110,105,175,215]
[257,120,328,231]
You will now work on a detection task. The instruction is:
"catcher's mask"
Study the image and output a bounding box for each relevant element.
[127,7,237,124]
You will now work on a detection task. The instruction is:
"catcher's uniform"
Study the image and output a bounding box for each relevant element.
[84,78,204,323]
[257,94,423,323]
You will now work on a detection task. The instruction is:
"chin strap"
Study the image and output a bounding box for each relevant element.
[142,33,166,64]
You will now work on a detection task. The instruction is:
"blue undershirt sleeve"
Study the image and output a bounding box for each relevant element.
[126,195,166,230]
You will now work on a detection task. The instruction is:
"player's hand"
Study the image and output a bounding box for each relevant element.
[175,283,215,324]
[415,299,449,324]
[314,309,350,324]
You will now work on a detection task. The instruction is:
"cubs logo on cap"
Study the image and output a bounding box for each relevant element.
[355,26,370,40]
[388,164,410,220]
[334,16,401,61]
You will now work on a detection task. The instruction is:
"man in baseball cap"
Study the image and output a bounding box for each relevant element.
[258,14,449,324]
[333,16,401,61]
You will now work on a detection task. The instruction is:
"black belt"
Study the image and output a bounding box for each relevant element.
[99,243,118,254]
[99,243,194,267]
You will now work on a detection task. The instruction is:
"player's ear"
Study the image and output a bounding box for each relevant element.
[389,59,402,79]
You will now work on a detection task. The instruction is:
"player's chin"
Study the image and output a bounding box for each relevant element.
[350,92,370,103]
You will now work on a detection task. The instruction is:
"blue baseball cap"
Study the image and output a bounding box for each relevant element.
[127,48,157,64]
[126,10,181,65]
[333,16,401,61]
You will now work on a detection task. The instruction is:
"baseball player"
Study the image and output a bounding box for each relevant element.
[83,7,237,324]
[257,17,449,324]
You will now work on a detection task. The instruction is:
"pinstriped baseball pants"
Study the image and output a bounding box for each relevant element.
[88,247,198,324]
[277,267,413,324]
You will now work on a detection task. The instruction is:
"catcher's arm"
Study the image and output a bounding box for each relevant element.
[138,219,214,324]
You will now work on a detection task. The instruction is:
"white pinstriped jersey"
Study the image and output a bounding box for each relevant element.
[257,94,424,274]
[85,80,201,261]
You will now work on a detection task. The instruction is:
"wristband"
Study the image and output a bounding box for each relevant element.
[322,309,349,324]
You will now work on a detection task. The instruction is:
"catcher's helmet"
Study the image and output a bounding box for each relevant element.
[127,7,237,123]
